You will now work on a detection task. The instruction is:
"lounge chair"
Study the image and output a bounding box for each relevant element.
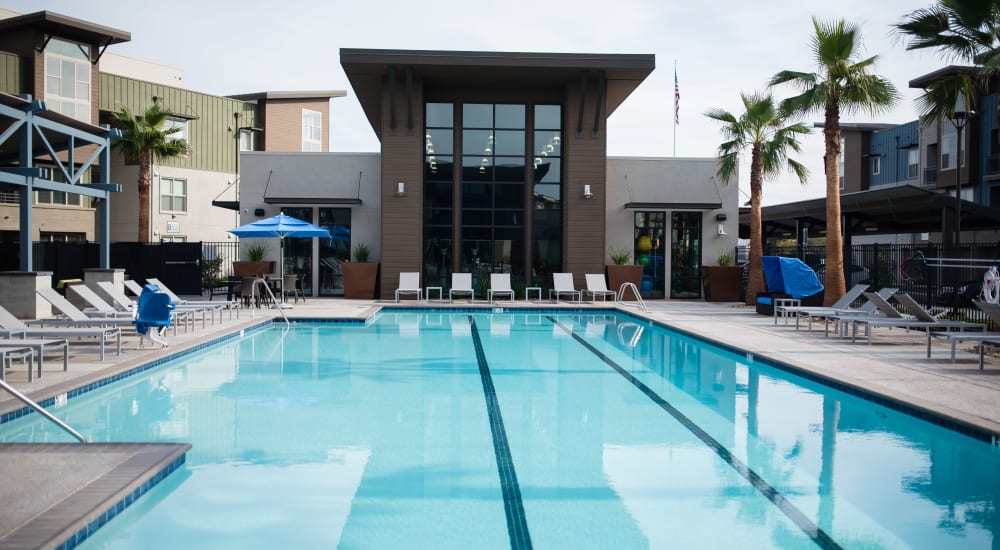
[0,338,69,382]
[774,283,868,326]
[488,273,515,304]
[0,304,121,361]
[788,287,898,332]
[550,273,581,303]
[146,278,233,322]
[96,281,137,311]
[449,273,474,303]
[930,300,1000,369]
[584,274,616,303]
[0,345,34,382]
[844,292,984,355]
[35,287,156,331]
[66,284,136,319]
[395,272,422,303]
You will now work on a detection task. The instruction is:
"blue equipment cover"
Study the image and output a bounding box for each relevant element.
[134,284,174,335]
[761,256,824,298]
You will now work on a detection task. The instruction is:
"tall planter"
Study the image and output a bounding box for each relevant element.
[342,262,378,299]
[702,266,743,302]
[232,261,275,278]
[606,265,643,301]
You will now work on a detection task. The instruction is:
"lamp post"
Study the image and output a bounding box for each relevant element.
[950,96,974,248]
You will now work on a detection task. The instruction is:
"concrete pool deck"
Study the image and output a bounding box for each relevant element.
[1,297,998,548]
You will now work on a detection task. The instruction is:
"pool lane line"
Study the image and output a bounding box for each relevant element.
[469,315,534,550]
[548,317,842,550]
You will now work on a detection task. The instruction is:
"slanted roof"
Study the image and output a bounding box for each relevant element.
[908,65,976,89]
[0,10,130,46]
[340,48,655,138]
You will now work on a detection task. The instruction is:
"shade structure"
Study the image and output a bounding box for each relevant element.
[228,213,331,306]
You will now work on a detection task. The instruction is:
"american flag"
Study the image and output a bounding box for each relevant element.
[674,68,680,125]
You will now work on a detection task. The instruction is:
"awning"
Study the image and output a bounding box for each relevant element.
[623,175,723,210]
[260,169,363,206]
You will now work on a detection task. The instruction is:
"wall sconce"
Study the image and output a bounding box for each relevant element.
[716,223,727,236]
[715,212,727,221]
[583,184,593,199]
[396,181,407,197]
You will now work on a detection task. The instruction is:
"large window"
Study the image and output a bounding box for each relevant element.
[164,118,188,142]
[532,104,562,285]
[941,124,957,170]
[302,109,322,152]
[44,38,91,123]
[160,177,187,212]
[635,212,666,299]
[423,102,455,288]
[907,148,919,179]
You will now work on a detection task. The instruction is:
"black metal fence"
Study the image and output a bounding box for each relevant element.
[738,242,1000,325]
[0,240,243,296]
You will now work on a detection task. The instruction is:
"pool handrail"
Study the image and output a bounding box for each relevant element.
[0,378,87,443]
[616,282,647,312]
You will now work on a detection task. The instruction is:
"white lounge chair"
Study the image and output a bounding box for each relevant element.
[0,338,69,381]
[926,300,1000,369]
[449,273,474,303]
[0,345,34,382]
[550,273,581,303]
[584,274,616,303]
[488,273,515,304]
[96,281,137,311]
[395,272,422,303]
[775,283,869,326]
[146,278,233,323]
[845,292,985,355]
[35,287,155,331]
[66,284,136,319]
[0,304,121,361]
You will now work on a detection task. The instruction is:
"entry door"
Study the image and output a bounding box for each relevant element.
[670,212,702,299]
[634,212,666,299]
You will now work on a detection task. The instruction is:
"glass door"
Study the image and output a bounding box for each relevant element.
[670,212,702,299]
[282,207,314,296]
[634,212,666,299]
[318,207,351,296]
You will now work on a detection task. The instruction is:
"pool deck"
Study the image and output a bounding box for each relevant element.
[1,297,999,548]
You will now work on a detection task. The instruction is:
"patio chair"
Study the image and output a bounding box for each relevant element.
[928,300,1000,369]
[283,274,304,303]
[449,273,474,303]
[0,304,121,361]
[584,274,617,303]
[783,286,897,332]
[550,273,582,303]
[395,272,422,303]
[774,283,868,325]
[488,273,515,304]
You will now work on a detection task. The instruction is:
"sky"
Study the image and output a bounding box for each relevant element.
[7,0,948,205]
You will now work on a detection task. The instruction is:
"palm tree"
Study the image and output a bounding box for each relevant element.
[770,18,899,306]
[110,101,190,242]
[895,0,1000,124]
[706,92,810,305]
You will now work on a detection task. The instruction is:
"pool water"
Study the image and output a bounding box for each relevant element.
[3,311,1000,549]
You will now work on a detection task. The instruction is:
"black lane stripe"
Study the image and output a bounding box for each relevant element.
[548,316,842,550]
[469,316,533,550]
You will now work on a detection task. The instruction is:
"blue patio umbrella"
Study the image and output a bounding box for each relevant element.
[228,212,331,305]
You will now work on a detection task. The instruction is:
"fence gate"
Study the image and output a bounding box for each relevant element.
[158,243,203,296]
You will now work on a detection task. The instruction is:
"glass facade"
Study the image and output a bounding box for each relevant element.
[634,212,666,299]
[670,212,702,299]
[318,208,351,296]
[423,101,562,293]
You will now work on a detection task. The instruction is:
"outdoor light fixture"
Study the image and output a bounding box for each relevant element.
[396,181,406,197]
[716,223,727,236]
[583,184,593,199]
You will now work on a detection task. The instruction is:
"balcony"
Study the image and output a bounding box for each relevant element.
[988,153,1000,176]
[924,166,938,185]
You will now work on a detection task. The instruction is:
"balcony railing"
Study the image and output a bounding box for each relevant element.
[0,191,18,204]
[988,153,1000,176]
[924,166,938,185]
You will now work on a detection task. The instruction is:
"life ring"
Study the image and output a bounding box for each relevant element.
[983,266,1000,304]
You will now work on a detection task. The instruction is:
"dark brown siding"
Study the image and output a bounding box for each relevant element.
[379,76,424,299]
[562,80,607,289]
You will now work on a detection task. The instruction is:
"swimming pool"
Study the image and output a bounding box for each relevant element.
[3,310,999,548]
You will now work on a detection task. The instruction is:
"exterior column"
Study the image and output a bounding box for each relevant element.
[0,271,53,319]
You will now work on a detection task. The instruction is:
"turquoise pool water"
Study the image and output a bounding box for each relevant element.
[3,311,999,548]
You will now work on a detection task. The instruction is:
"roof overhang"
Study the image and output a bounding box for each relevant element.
[0,11,130,47]
[227,91,348,102]
[908,65,976,89]
[738,184,1000,238]
[340,48,654,139]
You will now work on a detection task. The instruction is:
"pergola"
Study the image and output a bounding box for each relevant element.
[0,92,121,270]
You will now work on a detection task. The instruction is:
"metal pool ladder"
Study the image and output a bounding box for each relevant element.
[0,379,87,442]
[616,282,648,312]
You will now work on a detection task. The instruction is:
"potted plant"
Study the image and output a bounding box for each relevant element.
[342,242,379,299]
[606,247,643,301]
[232,240,276,277]
[702,251,743,302]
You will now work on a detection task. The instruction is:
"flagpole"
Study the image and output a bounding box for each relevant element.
[673,59,678,157]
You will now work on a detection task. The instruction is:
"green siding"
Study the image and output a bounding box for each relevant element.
[100,73,257,173]
[0,51,26,95]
